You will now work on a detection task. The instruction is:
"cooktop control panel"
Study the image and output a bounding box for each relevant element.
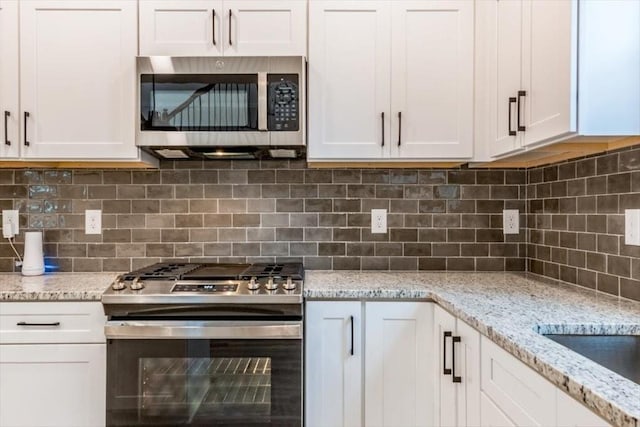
[268,74,299,131]
[171,283,238,293]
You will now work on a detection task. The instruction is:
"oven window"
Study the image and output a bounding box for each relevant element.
[140,74,259,131]
[139,357,272,418]
[107,339,301,427]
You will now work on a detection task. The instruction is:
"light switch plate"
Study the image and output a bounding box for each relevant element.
[625,209,640,246]
[503,209,519,234]
[85,210,102,235]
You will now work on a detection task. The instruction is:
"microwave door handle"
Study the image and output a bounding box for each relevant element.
[258,72,268,131]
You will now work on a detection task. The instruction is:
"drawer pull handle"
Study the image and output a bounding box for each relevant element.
[17,321,61,327]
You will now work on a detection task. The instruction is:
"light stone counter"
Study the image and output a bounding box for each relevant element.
[304,271,640,427]
[1,270,637,426]
[0,272,117,301]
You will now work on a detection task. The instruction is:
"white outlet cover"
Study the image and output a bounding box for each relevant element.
[2,210,19,238]
[503,209,519,235]
[625,209,640,246]
[85,209,102,235]
[371,209,387,234]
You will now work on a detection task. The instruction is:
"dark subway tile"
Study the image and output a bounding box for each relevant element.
[447,170,475,184]
[390,170,418,184]
[597,273,619,296]
[576,158,596,178]
[376,185,404,199]
[596,153,619,175]
[434,185,460,199]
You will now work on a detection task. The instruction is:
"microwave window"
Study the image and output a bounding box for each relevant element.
[140,74,259,131]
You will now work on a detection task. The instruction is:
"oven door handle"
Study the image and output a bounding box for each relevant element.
[105,320,302,340]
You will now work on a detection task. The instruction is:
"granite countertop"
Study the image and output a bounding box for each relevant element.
[0,272,117,301]
[1,270,638,426]
[304,271,640,427]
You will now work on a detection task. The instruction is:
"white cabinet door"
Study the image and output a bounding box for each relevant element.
[365,302,432,427]
[0,344,106,427]
[520,0,576,146]
[480,392,516,427]
[556,391,610,427]
[139,0,223,56]
[390,0,473,159]
[308,0,391,160]
[578,0,640,136]
[0,0,19,158]
[480,337,556,427]
[434,305,457,427]
[455,319,480,427]
[305,301,362,427]
[223,0,306,56]
[19,0,138,159]
[482,0,523,158]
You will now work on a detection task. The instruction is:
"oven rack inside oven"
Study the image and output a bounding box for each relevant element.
[141,357,272,411]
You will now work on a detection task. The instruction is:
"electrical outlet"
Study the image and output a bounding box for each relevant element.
[371,209,387,234]
[625,209,640,246]
[503,209,519,234]
[2,210,19,238]
[85,210,102,235]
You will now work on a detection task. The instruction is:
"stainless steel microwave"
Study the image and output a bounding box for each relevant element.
[136,56,305,160]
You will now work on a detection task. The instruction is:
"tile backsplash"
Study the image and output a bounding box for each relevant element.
[0,160,527,274]
[0,145,638,302]
[527,145,640,301]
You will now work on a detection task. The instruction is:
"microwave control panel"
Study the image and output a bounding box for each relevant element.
[268,74,299,131]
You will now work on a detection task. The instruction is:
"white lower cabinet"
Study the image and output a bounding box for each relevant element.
[305,301,433,427]
[0,302,106,427]
[480,336,609,427]
[433,305,480,427]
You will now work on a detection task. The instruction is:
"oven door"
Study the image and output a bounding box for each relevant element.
[105,321,302,427]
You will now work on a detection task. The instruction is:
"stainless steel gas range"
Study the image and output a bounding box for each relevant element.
[102,262,304,427]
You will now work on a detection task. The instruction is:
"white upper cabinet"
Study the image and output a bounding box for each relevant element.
[308,0,474,161]
[308,0,391,160]
[477,0,577,159]
[140,0,307,56]
[19,0,138,160]
[139,1,224,56]
[578,0,640,136]
[224,0,307,56]
[0,0,19,159]
[520,0,576,146]
[390,1,473,159]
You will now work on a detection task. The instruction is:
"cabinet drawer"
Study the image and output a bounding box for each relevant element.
[0,302,106,344]
[480,337,556,426]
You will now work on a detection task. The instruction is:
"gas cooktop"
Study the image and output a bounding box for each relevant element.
[102,262,304,305]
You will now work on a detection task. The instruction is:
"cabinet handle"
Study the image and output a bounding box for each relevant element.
[17,321,60,327]
[397,111,402,147]
[212,9,216,45]
[508,97,517,136]
[381,112,385,147]
[443,331,452,375]
[3,111,9,146]
[349,315,354,356]
[23,111,30,146]
[228,10,233,46]
[517,90,526,132]
[452,335,462,383]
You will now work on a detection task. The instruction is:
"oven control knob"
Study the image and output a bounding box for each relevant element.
[283,277,296,291]
[247,277,260,291]
[265,277,278,291]
[111,276,126,291]
[130,277,144,291]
